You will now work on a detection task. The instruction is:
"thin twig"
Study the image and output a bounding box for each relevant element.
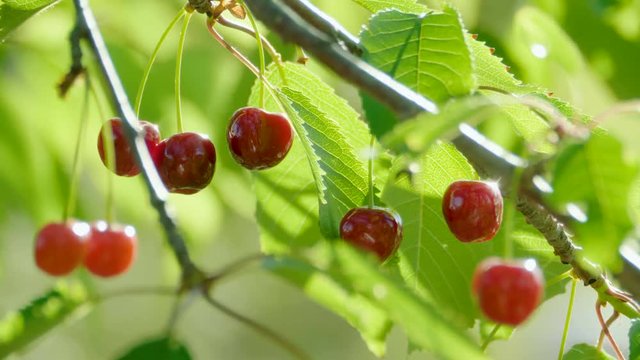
[202,293,310,360]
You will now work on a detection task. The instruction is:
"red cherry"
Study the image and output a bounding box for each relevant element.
[97,118,160,177]
[154,132,217,194]
[84,221,137,278]
[442,180,503,242]
[339,207,403,261]
[472,258,544,326]
[34,220,90,276]
[227,107,293,170]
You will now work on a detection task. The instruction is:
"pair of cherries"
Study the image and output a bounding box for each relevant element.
[97,119,216,194]
[442,180,543,326]
[34,220,136,278]
[97,107,294,193]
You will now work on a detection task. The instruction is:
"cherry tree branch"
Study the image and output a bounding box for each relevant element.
[70,0,200,283]
[241,0,640,301]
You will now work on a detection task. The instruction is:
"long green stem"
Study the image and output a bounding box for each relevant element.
[557,279,577,360]
[175,12,192,133]
[239,1,266,108]
[134,8,185,118]
[368,135,375,208]
[63,76,91,221]
[90,79,116,224]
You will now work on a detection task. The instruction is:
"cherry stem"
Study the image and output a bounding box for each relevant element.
[598,311,621,355]
[557,278,577,360]
[595,301,625,360]
[89,79,117,224]
[238,1,266,108]
[175,11,192,133]
[63,76,91,221]
[206,18,260,77]
[295,45,309,64]
[591,100,640,128]
[546,270,573,289]
[202,293,310,360]
[134,8,186,118]
[480,324,501,351]
[368,135,375,208]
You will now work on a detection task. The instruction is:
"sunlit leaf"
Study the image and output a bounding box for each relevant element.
[360,7,475,137]
[0,1,58,42]
[264,256,391,356]
[333,243,489,360]
[563,343,615,359]
[349,0,426,13]
[0,281,91,357]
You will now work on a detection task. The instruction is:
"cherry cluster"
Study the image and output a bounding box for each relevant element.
[97,107,293,193]
[34,220,136,278]
[33,107,294,278]
[442,180,544,327]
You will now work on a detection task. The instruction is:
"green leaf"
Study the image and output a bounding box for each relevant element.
[563,343,615,360]
[0,1,58,42]
[360,7,475,137]
[248,62,371,249]
[630,319,640,360]
[333,243,488,360]
[349,0,426,13]
[279,88,369,238]
[549,132,639,270]
[0,281,91,357]
[248,64,392,354]
[264,256,391,356]
[381,142,568,326]
[117,337,191,360]
[3,0,56,11]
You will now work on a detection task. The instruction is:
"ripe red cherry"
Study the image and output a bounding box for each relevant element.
[442,180,503,242]
[34,220,90,276]
[227,107,293,170]
[154,132,216,194]
[339,207,403,261]
[84,221,137,278]
[472,258,544,326]
[97,118,161,177]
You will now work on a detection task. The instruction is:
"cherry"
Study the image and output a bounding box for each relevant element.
[34,220,90,276]
[97,118,161,177]
[84,221,137,278]
[227,107,293,170]
[442,180,503,243]
[472,258,544,326]
[339,207,403,261]
[154,132,217,194]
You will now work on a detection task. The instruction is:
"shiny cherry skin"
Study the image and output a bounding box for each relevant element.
[339,207,403,261]
[97,118,161,176]
[442,180,503,243]
[472,258,544,326]
[154,132,216,194]
[84,221,137,278]
[227,107,293,170]
[34,220,90,276]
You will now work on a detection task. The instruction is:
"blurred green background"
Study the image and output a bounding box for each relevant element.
[0,0,639,358]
